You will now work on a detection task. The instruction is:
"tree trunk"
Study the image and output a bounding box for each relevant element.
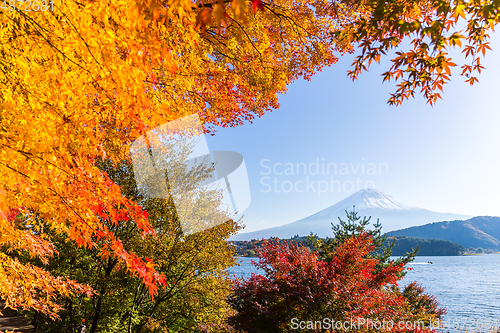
[89,289,103,333]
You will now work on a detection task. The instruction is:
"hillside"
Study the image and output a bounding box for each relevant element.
[387,216,500,250]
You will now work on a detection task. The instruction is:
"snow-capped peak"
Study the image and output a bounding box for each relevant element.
[310,189,415,218]
[341,188,414,210]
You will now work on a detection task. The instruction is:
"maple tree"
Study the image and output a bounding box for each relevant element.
[11,141,241,332]
[0,0,341,315]
[229,234,445,332]
[308,207,418,276]
[1,0,499,318]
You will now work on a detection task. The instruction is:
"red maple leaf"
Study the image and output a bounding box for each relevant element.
[252,0,264,13]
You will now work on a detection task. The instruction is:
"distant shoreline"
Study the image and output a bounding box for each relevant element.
[230,236,497,257]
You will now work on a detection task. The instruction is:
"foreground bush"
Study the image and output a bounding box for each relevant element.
[229,231,445,332]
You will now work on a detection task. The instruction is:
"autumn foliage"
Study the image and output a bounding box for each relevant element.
[1,0,499,319]
[229,233,444,332]
[0,0,343,314]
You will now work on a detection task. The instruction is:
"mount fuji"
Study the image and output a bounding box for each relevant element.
[231,189,472,240]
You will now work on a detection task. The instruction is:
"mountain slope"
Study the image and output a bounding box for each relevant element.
[387,216,500,250]
[232,189,471,240]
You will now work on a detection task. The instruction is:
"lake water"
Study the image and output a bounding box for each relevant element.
[228,254,500,332]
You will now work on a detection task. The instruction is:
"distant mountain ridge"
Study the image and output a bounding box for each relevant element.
[231,189,472,240]
[387,216,500,250]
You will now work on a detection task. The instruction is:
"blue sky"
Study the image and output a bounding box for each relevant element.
[205,32,500,233]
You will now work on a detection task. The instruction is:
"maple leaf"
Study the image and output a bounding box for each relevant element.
[197,8,213,34]
[231,0,247,18]
[0,189,9,222]
[251,0,264,13]
[213,1,230,29]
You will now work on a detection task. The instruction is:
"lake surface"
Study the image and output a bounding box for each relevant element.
[228,254,500,332]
